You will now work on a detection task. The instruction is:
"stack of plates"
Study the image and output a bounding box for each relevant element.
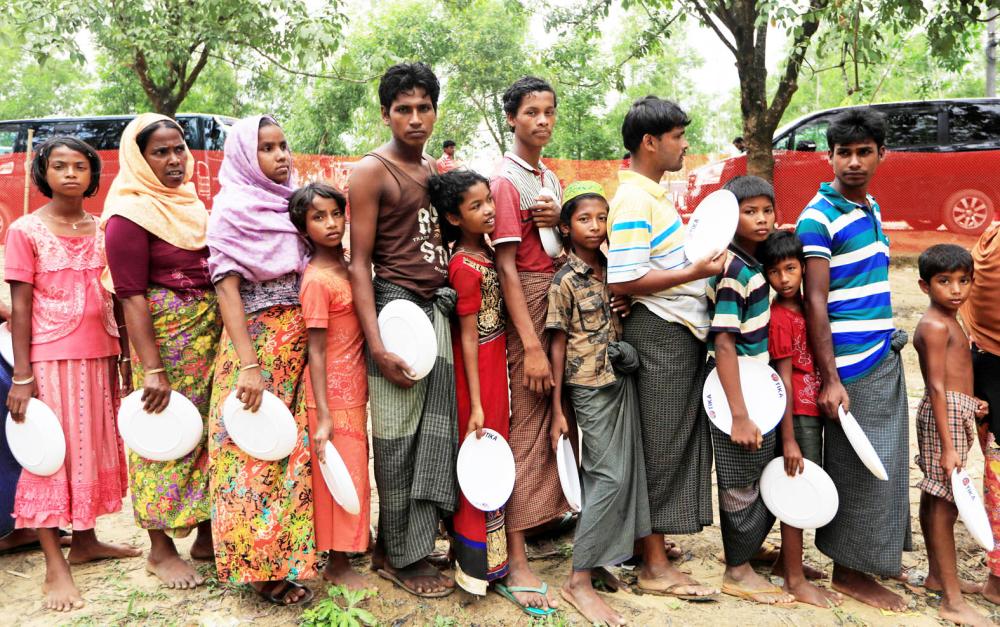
[556,435,581,513]
[760,458,839,529]
[703,357,786,436]
[319,441,361,515]
[952,468,995,551]
[222,391,297,461]
[456,429,515,512]
[118,390,203,462]
[5,398,65,476]
[684,189,739,264]
[837,405,889,481]
[378,300,437,381]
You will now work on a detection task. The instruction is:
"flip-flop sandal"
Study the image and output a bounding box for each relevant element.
[721,582,794,605]
[377,567,454,598]
[637,580,719,602]
[494,582,557,616]
[258,580,315,606]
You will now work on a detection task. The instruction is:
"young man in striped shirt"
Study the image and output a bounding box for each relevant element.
[795,108,911,612]
[607,96,722,600]
[705,175,793,604]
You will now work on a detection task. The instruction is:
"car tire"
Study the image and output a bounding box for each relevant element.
[942,189,994,235]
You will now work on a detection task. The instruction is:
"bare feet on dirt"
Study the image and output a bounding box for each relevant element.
[0,528,70,552]
[504,560,559,609]
[323,552,368,591]
[147,552,204,589]
[782,577,843,608]
[189,522,214,561]
[67,530,141,565]
[43,560,84,612]
[831,565,908,612]
[562,576,626,626]
[771,557,826,581]
[924,573,984,595]
[938,597,992,626]
[981,575,1000,605]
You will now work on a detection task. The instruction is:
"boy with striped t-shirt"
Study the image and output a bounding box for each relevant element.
[705,176,791,604]
[795,108,911,612]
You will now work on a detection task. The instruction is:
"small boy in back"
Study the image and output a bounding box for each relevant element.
[547,181,650,626]
[913,243,990,627]
[706,175,793,605]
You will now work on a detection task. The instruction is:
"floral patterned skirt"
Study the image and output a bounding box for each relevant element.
[128,287,221,534]
[208,304,315,582]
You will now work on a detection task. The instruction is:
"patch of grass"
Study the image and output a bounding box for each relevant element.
[300,584,378,627]
[429,616,457,627]
[530,612,571,627]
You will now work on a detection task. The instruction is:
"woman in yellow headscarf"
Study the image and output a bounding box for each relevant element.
[101,113,221,591]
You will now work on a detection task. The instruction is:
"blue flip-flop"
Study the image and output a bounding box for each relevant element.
[494,582,557,616]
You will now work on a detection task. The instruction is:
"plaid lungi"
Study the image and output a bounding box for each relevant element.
[367,278,459,569]
[916,391,977,502]
[816,331,912,576]
[622,305,713,534]
[505,270,569,532]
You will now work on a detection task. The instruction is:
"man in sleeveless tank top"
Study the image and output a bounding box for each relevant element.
[348,63,457,598]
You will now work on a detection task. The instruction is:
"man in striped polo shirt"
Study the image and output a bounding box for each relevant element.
[796,108,910,612]
[705,175,794,604]
[608,96,723,600]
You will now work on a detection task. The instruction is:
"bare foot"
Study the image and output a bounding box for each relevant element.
[772,557,826,581]
[504,560,559,609]
[189,524,214,561]
[783,578,843,608]
[323,552,368,591]
[562,580,625,626]
[42,561,84,612]
[0,528,70,552]
[250,580,311,605]
[637,561,718,599]
[831,565,907,612]
[925,573,984,595]
[67,539,142,564]
[722,565,794,604]
[939,598,991,626]
[664,538,685,561]
[981,575,1000,605]
[379,559,454,597]
[146,553,204,589]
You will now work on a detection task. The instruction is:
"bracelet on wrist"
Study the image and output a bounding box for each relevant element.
[240,363,261,372]
[118,354,131,363]
[145,367,166,375]
[12,375,34,385]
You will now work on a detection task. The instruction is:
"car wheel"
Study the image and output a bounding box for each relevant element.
[943,189,994,235]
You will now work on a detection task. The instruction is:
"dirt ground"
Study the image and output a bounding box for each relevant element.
[2,231,998,626]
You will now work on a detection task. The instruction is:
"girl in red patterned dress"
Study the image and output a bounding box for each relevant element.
[760,230,842,608]
[6,137,137,612]
[428,170,511,598]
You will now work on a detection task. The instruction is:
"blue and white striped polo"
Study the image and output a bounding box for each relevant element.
[795,182,894,383]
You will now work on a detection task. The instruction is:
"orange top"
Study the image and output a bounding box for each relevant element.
[962,224,1000,356]
[300,263,368,409]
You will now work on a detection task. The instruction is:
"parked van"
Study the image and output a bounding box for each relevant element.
[0,114,236,240]
[685,98,1000,234]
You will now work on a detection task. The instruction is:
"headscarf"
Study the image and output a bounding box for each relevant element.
[100,113,208,250]
[206,114,306,283]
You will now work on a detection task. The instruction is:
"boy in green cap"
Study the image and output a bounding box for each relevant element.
[547,181,651,626]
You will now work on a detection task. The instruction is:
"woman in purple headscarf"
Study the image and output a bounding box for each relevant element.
[205,115,315,604]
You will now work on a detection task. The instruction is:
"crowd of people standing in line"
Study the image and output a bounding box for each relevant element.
[3,60,1000,626]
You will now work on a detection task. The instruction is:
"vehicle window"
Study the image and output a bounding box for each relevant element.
[884,108,939,149]
[204,118,228,151]
[21,121,76,150]
[948,103,1000,147]
[792,118,829,152]
[0,125,18,155]
[772,132,791,151]
[176,117,202,150]
[76,119,129,151]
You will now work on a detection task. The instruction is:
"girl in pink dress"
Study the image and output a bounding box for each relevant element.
[6,137,136,612]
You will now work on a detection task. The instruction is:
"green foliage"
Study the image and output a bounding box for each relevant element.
[9,0,346,116]
[300,585,378,627]
[0,28,90,119]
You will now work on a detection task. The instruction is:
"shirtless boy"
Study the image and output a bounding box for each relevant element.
[913,244,991,627]
[348,62,455,598]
